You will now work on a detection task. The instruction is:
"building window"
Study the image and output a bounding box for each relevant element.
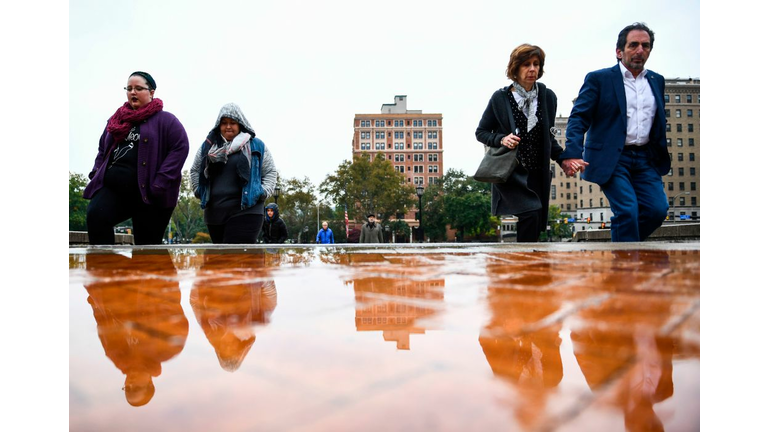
[413,142,424,150]
[664,94,670,103]
[361,131,370,139]
[676,109,681,118]
[413,120,423,127]
[687,94,692,103]
[600,198,604,206]
[413,131,423,139]
[689,138,695,146]
[687,109,693,117]
[677,153,683,162]
[691,197,697,206]
[666,123,671,132]
[689,153,695,161]
[551,185,556,200]
[690,167,696,176]
[678,167,684,176]
[360,120,370,127]
[677,138,683,147]
[668,182,674,191]
[676,124,682,132]
[414,165,424,173]
[428,154,439,162]
[414,176,424,185]
[666,138,672,147]
[688,124,694,132]
[665,109,670,118]
[675,95,681,103]
[428,165,439,173]
[691,182,696,191]
[679,182,685,191]
[414,154,424,162]
[679,197,686,206]
[428,142,439,149]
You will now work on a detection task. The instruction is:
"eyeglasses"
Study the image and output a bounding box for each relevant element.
[124,86,150,92]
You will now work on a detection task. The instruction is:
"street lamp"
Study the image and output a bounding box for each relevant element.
[273,185,281,204]
[670,191,690,223]
[415,184,424,242]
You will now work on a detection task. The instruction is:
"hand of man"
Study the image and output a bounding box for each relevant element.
[560,159,589,177]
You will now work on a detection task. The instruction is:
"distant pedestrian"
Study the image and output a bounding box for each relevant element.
[316,221,335,244]
[261,203,288,244]
[360,214,384,243]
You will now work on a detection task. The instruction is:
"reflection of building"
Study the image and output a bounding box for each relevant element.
[550,78,701,229]
[353,277,444,350]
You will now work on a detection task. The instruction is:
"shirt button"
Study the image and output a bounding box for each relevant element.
[143,138,148,142]
[142,161,147,166]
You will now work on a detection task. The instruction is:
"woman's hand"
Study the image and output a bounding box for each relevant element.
[500,133,521,149]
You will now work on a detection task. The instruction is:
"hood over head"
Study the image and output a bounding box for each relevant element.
[208,102,256,143]
[265,202,280,220]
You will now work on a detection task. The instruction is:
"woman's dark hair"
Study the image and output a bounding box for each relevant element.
[129,71,156,90]
[616,22,655,52]
[506,44,545,82]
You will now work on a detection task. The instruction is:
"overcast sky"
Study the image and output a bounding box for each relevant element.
[69,0,699,188]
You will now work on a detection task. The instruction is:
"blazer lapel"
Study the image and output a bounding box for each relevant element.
[611,65,628,130]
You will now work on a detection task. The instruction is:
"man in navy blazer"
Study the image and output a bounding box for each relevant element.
[560,23,671,242]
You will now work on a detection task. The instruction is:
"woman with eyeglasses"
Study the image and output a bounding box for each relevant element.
[189,103,277,244]
[83,71,189,245]
[475,44,566,242]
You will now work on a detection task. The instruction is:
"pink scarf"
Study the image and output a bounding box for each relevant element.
[106,98,164,144]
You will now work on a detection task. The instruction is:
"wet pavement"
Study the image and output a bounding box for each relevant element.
[69,242,700,432]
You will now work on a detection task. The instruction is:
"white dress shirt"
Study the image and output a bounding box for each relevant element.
[620,62,656,146]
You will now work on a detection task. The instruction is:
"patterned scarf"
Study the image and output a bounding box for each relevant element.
[207,131,252,166]
[106,98,163,144]
[511,82,538,132]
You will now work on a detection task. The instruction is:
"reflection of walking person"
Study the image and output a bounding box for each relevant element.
[560,23,671,242]
[84,252,188,407]
[475,45,566,242]
[190,254,277,372]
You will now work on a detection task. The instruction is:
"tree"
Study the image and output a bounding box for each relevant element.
[169,170,206,242]
[441,169,495,241]
[320,154,416,224]
[421,181,449,241]
[547,205,574,240]
[70,172,90,231]
[276,177,317,242]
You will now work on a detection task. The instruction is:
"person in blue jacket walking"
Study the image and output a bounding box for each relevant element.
[316,221,334,244]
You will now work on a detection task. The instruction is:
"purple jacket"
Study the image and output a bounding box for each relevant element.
[84,111,189,208]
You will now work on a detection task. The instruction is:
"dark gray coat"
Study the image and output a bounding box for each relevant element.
[475,82,563,228]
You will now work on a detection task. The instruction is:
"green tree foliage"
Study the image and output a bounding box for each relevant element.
[276,176,318,243]
[319,154,416,223]
[421,180,449,241]
[546,205,574,240]
[169,170,206,242]
[69,172,90,231]
[441,169,495,241]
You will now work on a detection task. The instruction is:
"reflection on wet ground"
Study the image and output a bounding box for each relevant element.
[70,244,699,431]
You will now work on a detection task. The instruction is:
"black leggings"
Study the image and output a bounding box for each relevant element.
[207,213,264,244]
[86,186,174,245]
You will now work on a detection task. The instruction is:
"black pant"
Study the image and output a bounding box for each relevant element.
[86,186,175,245]
[516,167,545,242]
[207,213,264,244]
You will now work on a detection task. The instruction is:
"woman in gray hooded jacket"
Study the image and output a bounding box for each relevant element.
[190,103,277,244]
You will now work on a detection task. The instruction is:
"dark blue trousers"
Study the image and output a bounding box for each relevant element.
[600,147,668,242]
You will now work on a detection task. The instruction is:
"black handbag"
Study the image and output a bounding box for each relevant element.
[472,144,519,183]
